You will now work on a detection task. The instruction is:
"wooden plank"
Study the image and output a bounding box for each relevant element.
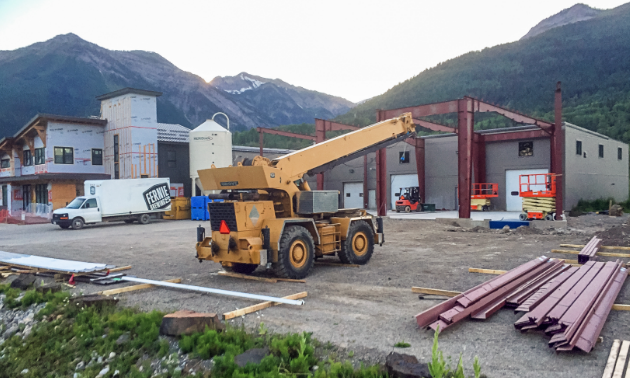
[562,244,630,251]
[223,291,308,320]
[603,339,621,378]
[468,268,506,275]
[411,287,460,297]
[218,271,278,283]
[315,261,360,268]
[612,304,630,311]
[109,265,132,272]
[276,277,307,283]
[613,340,630,378]
[551,249,580,255]
[98,278,181,296]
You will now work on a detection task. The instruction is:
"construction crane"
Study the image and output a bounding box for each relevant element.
[195,113,416,279]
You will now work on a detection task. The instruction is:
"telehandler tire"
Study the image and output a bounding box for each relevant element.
[274,225,315,279]
[226,263,258,275]
[339,220,374,265]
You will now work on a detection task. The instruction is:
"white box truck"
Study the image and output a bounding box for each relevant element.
[52,178,171,230]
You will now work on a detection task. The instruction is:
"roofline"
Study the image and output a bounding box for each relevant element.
[3,114,106,147]
[564,122,628,144]
[96,87,163,101]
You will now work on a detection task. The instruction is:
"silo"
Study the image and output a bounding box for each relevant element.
[189,116,232,195]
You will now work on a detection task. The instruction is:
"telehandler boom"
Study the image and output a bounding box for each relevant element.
[195,113,415,279]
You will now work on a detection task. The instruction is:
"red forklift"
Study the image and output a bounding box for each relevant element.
[395,187,421,213]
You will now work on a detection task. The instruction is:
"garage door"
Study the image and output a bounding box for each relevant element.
[391,174,419,209]
[505,169,549,211]
[343,182,363,209]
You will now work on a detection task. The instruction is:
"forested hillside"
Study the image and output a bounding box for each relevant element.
[335,3,630,143]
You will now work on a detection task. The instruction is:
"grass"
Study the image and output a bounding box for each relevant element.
[394,341,411,348]
[0,285,485,378]
[570,197,630,214]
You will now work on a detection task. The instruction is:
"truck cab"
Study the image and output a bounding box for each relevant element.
[52,196,102,229]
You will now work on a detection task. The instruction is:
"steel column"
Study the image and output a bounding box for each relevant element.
[375,110,388,216]
[554,82,564,220]
[315,119,326,190]
[259,131,264,156]
[363,155,369,209]
[414,138,425,203]
[457,98,473,219]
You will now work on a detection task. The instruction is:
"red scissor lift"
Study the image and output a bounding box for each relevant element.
[470,183,498,211]
[518,173,558,221]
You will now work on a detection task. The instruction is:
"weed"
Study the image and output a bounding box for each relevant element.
[427,327,482,378]
[258,322,268,336]
[348,351,354,358]
[394,341,411,348]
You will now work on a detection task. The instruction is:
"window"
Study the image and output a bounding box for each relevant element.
[34,148,45,165]
[399,151,410,164]
[92,149,103,165]
[519,141,533,157]
[0,159,9,168]
[167,150,176,168]
[54,147,74,164]
[114,135,119,179]
[83,198,97,209]
[576,141,582,155]
[35,184,48,204]
[618,147,623,160]
[2,185,7,207]
[22,150,32,166]
[599,144,604,158]
[113,135,119,163]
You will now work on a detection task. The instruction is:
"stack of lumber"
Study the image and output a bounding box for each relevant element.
[415,256,627,353]
[578,236,603,264]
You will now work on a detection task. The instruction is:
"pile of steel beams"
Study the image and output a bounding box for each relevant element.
[415,256,626,353]
[578,236,603,264]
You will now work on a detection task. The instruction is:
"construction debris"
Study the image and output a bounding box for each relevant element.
[578,236,603,264]
[223,292,308,320]
[0,251,113,273]
[98,278,182,296]
[415,256,627,353]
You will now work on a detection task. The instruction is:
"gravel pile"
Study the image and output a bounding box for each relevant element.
[0,293,46,346]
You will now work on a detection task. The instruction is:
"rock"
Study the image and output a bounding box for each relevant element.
[97,356,103,364]
[113,369,120,377]
[109,352,116,359]
[20,313,34,325]
[36,283,62,294]
[22,325,32,338]
[3,324,18,339]
[116,332,130,345]
[159,310,224,336]
[96,365,109,378]
[234,347,270,368]
[75,361,85,371]
[610,204,624,217]
[385,352,431,378]
[21,369,28,374]
[499,225,511,234]
[72,295,118,308]
[11,274,37,290]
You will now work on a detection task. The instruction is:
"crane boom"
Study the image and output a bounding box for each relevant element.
[271,113,415,181]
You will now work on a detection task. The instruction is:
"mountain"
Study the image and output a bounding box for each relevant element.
[521,4,603,40]
[335,3,630,143]
[0,34,354,138]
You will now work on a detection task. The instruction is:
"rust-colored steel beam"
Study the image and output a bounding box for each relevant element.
[314,118,360,132]
[256,127,316,141]
[481,129,548,143]
[457,98,473,219]
[382,100,459,120]
[473,133,486,183]
[413,119,456,133]
[470,97,554,132]
[259,131,264,156]
[312,119,358,191]
[553,82,564,220]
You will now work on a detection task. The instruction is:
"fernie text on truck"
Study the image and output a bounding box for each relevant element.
[143,183,172,210]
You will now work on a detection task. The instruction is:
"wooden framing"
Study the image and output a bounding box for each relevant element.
[223,291,308,320]
[217,271,306,283]
[99,278,181,296]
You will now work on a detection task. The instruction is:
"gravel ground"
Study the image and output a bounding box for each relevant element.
[1,214,629,377]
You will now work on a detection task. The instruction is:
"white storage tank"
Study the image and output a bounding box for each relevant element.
[189,115,232,194]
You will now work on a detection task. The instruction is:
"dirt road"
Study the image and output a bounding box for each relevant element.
[1,214,628,377]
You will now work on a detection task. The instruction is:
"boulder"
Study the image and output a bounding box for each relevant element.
[234,348,270,368]
[160,310,224,336]
[36,283,62,294]
[71,294,118,308]
[610,204,624,217]
[385,352,431,378]
[10,274,37,290]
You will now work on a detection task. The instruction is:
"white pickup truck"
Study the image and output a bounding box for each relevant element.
[52,178,171,230]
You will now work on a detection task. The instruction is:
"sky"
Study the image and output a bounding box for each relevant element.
[0,0,627,103]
